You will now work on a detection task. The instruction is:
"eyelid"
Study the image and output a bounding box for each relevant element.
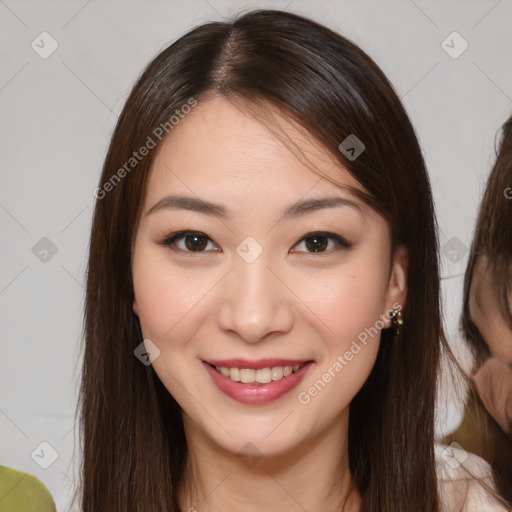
[293,231,352,251]
[158,230,352,253]
[159,230,220,253]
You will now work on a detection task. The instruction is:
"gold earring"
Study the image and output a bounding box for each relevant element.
[390,309,403,330]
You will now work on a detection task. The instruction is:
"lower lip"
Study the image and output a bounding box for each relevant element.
[202,361,314,405]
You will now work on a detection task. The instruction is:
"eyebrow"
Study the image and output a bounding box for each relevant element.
[146,194,365,220]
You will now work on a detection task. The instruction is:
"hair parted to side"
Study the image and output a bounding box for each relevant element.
[79,9,446,511]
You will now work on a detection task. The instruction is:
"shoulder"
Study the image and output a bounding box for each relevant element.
[434,443,510,511]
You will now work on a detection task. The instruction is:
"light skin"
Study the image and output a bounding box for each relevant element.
[469,254,512,364]
[469,254,512,432]
[131,96,408,511]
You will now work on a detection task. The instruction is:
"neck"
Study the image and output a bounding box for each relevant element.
[177,411,361,512]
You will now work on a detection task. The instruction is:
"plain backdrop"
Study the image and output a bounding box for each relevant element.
[1,1,511,510]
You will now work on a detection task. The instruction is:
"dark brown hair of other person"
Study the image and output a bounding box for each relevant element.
[446,114,512,505]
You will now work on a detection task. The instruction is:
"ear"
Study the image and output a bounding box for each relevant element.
[384,244,408,328]
[132,297,139,317]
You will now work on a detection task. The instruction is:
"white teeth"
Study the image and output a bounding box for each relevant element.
[271,366,283,380]
[255,367,272,384]
[213,363,306,384]
[229,367,241,381]
[240,369,255,383]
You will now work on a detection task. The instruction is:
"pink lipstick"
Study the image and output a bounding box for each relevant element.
[202,359,314,405]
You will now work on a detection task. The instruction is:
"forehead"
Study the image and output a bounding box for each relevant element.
[146,96,364,206]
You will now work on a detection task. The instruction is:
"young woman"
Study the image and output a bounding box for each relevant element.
[79,9,508,511]
[443,114,512,504]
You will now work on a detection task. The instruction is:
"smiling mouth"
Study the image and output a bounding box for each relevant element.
[206,362,310,384]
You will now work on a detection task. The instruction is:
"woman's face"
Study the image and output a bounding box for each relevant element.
[132,96,407,457]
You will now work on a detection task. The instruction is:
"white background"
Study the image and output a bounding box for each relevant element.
[1,1,511,510]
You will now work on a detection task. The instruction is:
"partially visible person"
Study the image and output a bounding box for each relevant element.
[444,114,512,505]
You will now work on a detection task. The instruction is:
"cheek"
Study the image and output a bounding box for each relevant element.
[132,255,212,404]
[132,249,209,341]
[298,262,389,347]
[294,263,388,406]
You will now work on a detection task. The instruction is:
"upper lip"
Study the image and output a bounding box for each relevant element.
[203,358,312,369]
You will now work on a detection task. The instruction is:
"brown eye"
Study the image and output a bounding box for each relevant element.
[159,231,218,253]
[304,235,329,252]
[184,234,208,251]
[292,232,351,254]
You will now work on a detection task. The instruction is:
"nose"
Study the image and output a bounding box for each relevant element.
[216,255,295,343]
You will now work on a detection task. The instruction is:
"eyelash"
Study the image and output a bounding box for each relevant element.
[158,230,352,255]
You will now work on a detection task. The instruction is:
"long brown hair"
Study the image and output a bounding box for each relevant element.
[79,9,446,511]
[462,115,512,364]
[458,114,512,502]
